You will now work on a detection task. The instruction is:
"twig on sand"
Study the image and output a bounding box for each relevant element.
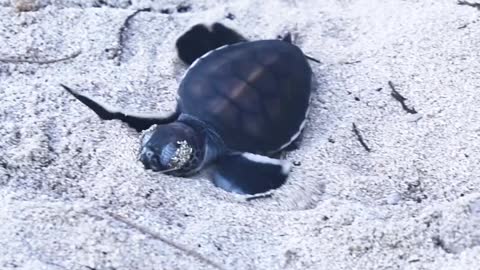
[457,0,480,10]
[116,8,151,64]
[388,81,418,114]
[340,60,361,65]
[107,212,226,270]
[278,33,320,64]
[246,193,273,201]
[0,50,81,64]
[352,123,371,152]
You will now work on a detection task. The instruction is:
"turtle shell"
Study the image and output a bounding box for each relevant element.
[178,40,312,154]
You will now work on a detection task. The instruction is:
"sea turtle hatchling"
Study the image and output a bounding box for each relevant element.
[61,23,315,195]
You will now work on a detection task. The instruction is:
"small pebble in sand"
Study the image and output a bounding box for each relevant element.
[12,0,40,12]
[386,192,402,205]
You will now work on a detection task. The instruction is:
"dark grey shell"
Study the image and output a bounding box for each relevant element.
[178,40,312,154]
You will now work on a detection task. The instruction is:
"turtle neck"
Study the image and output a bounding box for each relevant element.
[177,113,227,167]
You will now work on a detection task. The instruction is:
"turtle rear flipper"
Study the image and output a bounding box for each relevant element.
[61,84,179,132]
[213,153,291,195]
[175,23,246,65]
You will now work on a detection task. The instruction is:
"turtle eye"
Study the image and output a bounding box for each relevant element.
[140,124,158,147]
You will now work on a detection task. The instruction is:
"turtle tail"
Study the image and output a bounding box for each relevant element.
[279,32,321,64]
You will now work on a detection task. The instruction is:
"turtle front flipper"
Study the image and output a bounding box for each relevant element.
[212,153,291,195]
[175,23,246,65]
[61,84,179,132]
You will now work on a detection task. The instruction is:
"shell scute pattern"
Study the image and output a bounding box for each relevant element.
[231,50,279,98]
[214,75,262,115]
[207,54,274,144]
[186,75,215,100]
[179,40,312,153]
[243,113,268,139]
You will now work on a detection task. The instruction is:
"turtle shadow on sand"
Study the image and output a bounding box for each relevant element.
[61,22,318,195]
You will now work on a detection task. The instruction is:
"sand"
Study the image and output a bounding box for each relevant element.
[1,0,480,269]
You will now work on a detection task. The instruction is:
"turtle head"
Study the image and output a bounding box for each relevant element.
[139,122,205,176]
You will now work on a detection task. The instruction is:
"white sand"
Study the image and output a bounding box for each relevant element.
[1,0,480,269]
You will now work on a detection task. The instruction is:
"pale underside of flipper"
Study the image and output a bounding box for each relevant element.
[212,152,291,195]
[61,84,179,132]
